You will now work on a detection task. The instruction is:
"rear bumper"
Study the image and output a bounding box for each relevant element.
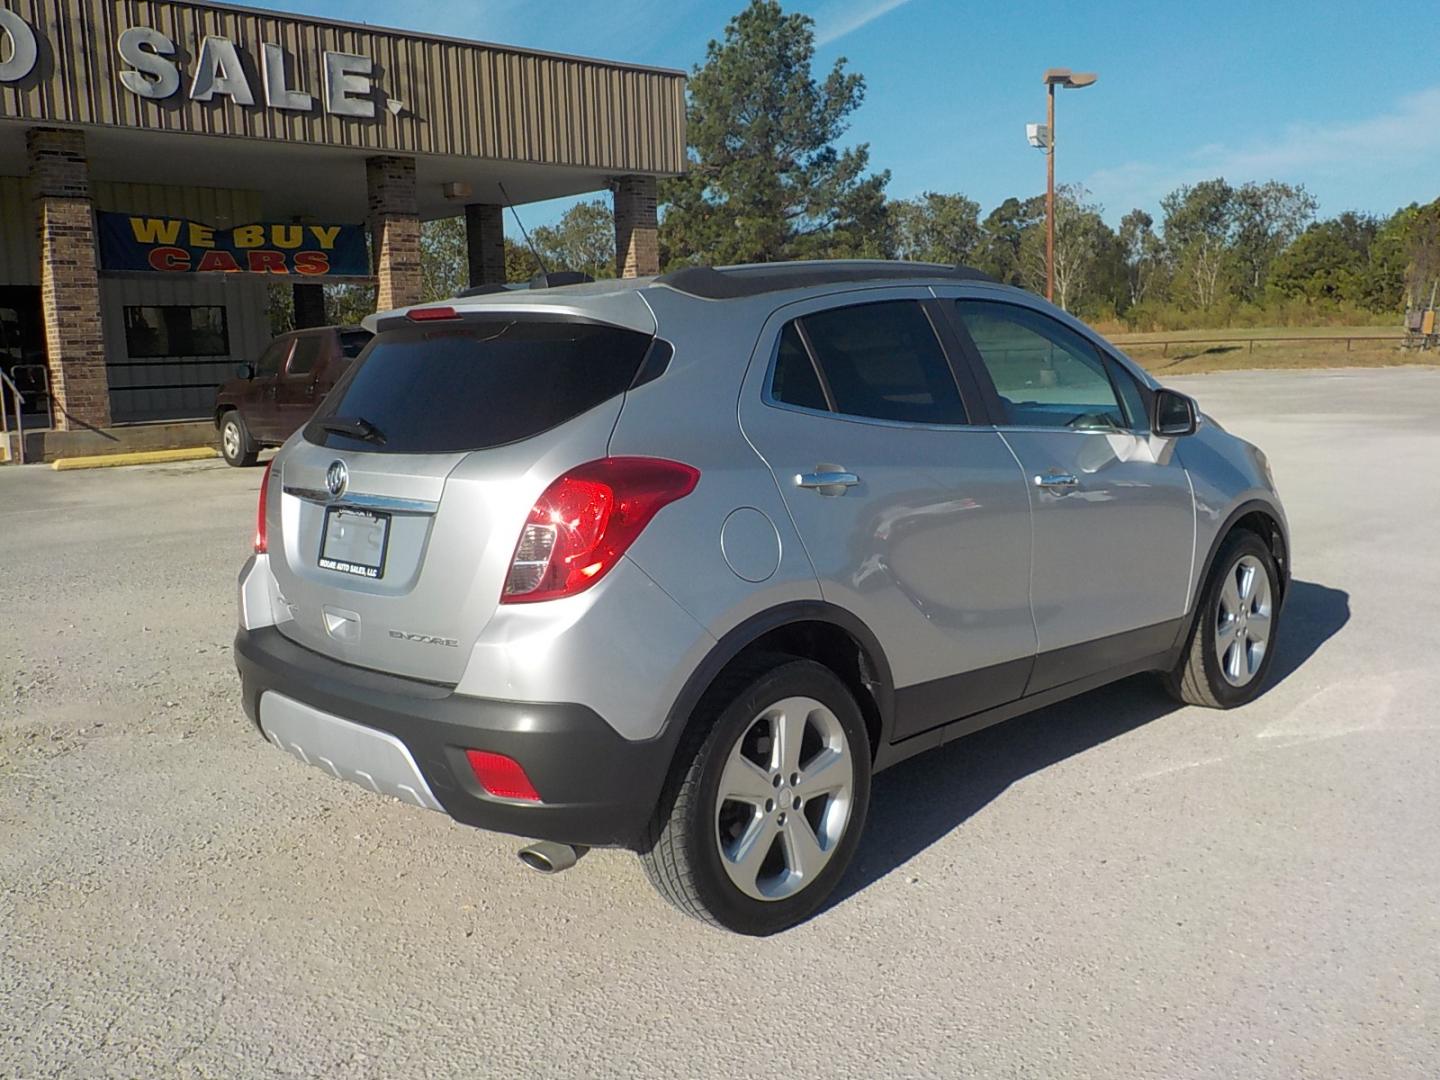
[234,626,673,848]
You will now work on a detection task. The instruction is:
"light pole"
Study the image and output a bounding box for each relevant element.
[1032,67,1097,304]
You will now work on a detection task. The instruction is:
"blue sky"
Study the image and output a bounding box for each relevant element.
[274,0,1440,229]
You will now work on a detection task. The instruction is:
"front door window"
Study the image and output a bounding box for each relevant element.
[952,301,1134,431]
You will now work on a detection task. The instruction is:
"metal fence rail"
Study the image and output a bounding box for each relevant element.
[1,368,26,465]
[1113,334,1406,357]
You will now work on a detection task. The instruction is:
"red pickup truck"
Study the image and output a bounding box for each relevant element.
[213,326,371,466]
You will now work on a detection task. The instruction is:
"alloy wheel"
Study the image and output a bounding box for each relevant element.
[222,419,241,460]
[713,695,855,901]
[1214,553,1273,687]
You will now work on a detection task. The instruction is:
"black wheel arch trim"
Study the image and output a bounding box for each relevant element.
[1177,497,1290,650]
[659,599,897,763]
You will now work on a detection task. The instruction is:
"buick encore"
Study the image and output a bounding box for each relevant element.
[233,261,1288,935]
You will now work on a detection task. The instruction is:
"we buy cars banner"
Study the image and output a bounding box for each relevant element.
[97,212,368,276]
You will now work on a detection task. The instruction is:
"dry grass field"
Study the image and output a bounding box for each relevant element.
[1107,327,1439,376]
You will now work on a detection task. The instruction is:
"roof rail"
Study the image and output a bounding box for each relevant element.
[654,260,999,300]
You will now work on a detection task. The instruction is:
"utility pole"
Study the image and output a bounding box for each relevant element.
[1035,69,1097,305]
[1046,81,1056,303]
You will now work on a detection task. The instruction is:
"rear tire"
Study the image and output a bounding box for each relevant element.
[639,655,871,935]
[1165,529,1281,708]
[219,411,259,468]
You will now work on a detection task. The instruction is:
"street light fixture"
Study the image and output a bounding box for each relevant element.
[1031,67,1097,304]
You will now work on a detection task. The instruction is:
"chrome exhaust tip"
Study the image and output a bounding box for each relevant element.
[517,841,582,874]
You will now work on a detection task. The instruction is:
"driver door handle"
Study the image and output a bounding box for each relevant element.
[1034,471,1079,491]
[796,470,860,495]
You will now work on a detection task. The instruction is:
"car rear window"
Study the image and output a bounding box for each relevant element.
[306,319,653,454]
[339,330,372,359]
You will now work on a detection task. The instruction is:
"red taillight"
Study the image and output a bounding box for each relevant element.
[501,457,699,604]
[406,305,459,322]
[465,749,541,801]
[254,460,273,554]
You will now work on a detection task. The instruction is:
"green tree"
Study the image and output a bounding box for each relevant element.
[974,195,1044,287]
[1398,198,1440,309]
[1118,208,1167,307]
[420,216,467,302]
[268,281,376,334]
[530,199,616,279]
[659,0,890,267]
[1017,185,1112,313]
[328,284,378,325]
[890,192,981,265]
[1269,211,1380,305]
[505,237,543,283]
[1231,180,1317,299]
[1161,178,1237,310]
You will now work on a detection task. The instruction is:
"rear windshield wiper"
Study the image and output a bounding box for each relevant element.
[319,415,387,445]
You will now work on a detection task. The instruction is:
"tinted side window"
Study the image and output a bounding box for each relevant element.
[339,331,372,359]
[770,322,828,411]
[800,301,965,425]
[953,301,1124,430]
[254,338,291,377]
[287,335,325,376]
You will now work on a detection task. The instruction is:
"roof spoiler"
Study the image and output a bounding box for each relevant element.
[454,270,596,298]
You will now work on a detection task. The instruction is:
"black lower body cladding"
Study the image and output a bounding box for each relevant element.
[234,626,673,848]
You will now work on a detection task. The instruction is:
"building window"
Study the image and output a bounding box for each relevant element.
[122,306,230,359]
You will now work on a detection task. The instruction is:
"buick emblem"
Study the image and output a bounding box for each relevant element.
[325,460,349,499]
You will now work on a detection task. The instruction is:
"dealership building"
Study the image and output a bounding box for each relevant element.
[0,0,684,457]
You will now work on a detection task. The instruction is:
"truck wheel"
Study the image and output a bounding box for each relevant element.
[219,411,259,468]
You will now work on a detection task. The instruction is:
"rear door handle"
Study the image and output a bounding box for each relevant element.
[796,470,860,495]
[1033,471,1079,491]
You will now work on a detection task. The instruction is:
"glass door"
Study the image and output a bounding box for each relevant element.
[0,286,50,426]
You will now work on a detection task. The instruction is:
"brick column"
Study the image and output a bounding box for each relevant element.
[613,176,659,278]
[28,127,109,430]
[464,204,505,287]
[293,283,326,328]
[365,156,421,311]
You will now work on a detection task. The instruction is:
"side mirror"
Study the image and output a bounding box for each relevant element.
[234,362,255,381]
[1153,388,1198,437]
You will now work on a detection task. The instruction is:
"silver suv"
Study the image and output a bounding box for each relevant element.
[234,261,1288,935]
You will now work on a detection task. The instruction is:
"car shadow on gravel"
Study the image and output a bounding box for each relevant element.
[826,579,1349,912]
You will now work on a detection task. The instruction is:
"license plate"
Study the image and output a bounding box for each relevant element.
[319,507,391,578]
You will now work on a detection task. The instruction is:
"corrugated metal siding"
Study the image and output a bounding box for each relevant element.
[93,182,270,421]
[0,0,687,174]
[101,272,268,422]
[92,181,262,224]
[0,177,40,286]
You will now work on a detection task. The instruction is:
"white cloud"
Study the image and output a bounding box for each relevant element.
[1088,86,1440,214]
[813,0,913,46]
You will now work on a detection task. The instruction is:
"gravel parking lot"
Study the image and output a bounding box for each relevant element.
[2,367,1437,1079]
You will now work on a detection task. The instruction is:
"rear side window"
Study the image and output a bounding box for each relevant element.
[771,323,828,411]
[780,301,966,425]
[254,337,291,377]
[306,319,652,454]
[339,330,371,359]
[287,335,324,376]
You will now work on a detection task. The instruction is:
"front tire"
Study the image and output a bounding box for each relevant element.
[219,411,259,468]
[1165,529,1281,708]
[639,656,872,935]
